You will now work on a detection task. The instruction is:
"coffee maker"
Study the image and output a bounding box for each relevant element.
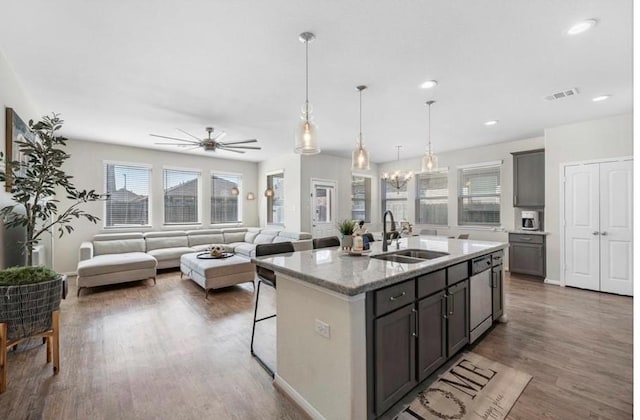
[521,210,539,231]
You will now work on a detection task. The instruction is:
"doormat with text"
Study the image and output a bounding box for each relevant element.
[394,352,531,420]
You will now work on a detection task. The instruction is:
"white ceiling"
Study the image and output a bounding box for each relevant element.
[0,0,632,163]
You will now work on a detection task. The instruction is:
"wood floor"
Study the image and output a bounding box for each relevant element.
[0,270,632,419]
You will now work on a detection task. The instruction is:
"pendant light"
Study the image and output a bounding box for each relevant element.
[352,85,370,170]
[421,100,439,172]
[294,32,320,155]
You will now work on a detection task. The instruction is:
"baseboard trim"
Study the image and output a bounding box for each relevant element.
[273,374,325,420]
[544,278,562,286]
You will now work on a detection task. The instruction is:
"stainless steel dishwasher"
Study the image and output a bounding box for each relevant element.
[469,255,493,343]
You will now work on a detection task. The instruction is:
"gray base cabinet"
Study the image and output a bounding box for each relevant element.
[509,233,545,277]
[417,291,447,382]
[373,304,417,414]
[446,280,469,356]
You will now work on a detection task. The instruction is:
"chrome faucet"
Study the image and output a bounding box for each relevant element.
[382,210,397,252]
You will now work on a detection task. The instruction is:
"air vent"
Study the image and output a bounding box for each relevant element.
[545,88,580,101]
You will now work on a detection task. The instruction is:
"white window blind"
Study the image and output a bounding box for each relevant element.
[105,163,151,227]
[381,180,408,221]
[211,173,241,223]
[164,169,199,224]
[351,175,371,222]
[267,173,284,224]
[458,164,501,226]
[416,171,448,225]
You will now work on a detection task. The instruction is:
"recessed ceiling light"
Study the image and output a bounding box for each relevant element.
[484,120,499,126]
[592,95,611,102]
[420,80,438,89]
[567,19,597,35]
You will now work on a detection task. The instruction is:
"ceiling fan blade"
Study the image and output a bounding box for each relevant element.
[149,134,196,143]
[177,129,204,142]
[217,147,245,154]
[220,145,262,150]
[213,131,227,141]
[219,139,258,145]
[154,142,194,147]
[184,146,202,151]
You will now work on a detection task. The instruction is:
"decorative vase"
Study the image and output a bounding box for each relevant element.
[341,235,353,250]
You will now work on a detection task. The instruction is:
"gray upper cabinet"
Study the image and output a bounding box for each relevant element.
[512,149,545,207]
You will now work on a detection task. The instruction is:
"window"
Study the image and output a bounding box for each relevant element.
[267,172,284,224]
[458,163,501,226]
[164,169,200,224]
[416,171,448,225]
[351,175,371,222]
[211,173,241,224]
[381,179,408,222]
[104,163,151,227]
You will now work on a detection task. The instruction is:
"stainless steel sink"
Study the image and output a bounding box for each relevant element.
[371,249,449,264]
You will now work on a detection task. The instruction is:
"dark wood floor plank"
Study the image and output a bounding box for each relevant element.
[0,270,632,419]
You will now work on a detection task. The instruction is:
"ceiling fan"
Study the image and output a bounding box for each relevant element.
[150,127,261,154]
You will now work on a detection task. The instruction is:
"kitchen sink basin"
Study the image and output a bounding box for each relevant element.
[371,249,449,264]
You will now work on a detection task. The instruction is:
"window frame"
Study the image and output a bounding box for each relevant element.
[351,174,372,223]
[415,169,449,226]
[210,171,243,225]
[103,161,152,228]
[457,162,502,227]
[162,166,202,225]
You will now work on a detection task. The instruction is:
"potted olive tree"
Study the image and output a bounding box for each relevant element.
[0,114,105,381]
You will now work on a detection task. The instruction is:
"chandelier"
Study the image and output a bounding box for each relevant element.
[382,146,413,191]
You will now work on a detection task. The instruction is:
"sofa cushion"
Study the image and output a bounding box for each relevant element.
[77,252,156,277]
[145,231,189,251]
[187,229,224,247]
[278,231,313,240]
[223,231,247,243]
[93,238,145,256]
[147,247,194,262]
[233,243,257,257]
[244,231,260,243]
[253,233,277,245]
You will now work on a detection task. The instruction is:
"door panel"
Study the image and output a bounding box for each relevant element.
[510,243,544,277]
[417,292,447,382]
[447,280,469,357]
[564,164,600,291]
[311,180,337,238]
[599,160,633,295]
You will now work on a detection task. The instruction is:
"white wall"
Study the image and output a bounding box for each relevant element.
[53,139,259,273]
[377,136,545,244]
[258,153,301,231]
[300,153,379,234]
[544,113,633,283]
[0,49,45,268]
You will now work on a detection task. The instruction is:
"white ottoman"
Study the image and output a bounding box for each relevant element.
[180,252,256,299]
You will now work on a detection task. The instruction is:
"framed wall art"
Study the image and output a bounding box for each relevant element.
[4,107,33,192]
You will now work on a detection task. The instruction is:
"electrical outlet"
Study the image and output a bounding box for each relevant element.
[314,319,330,339]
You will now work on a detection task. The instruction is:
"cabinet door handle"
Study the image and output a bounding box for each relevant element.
[389,291,406,301]
[592,231,600,236]
[600,231,607,236]
[492,271,498,288]
[412,308,418,338]
[448,295,454,316]
[442,295,448,319]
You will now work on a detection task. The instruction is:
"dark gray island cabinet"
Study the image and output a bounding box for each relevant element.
[366,252,503,418]
[253,236,507,420]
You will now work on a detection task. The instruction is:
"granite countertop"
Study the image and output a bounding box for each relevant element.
[252,236,507,296]
[508,230,549,235]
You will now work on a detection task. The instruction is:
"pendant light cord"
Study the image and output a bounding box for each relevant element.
[359,89,363,146]
[305,39,309,117]
[428,102,432,154]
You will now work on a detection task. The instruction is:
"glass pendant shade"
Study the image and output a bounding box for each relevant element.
[352,138,370,170]
[294,104,320,154]
[422,100,438,173]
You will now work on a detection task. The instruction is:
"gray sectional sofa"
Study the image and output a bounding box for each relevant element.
[76,228,312,296]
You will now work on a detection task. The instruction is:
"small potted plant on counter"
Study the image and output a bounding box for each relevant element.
[337,219,357,250]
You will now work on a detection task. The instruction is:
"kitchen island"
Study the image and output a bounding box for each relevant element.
[252,236,507,420]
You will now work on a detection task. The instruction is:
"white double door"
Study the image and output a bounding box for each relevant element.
[564,159,633,296]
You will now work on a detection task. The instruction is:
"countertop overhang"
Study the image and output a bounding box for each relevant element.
[252,236,507,296]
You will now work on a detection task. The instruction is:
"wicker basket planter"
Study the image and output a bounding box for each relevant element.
[0,276,62,342]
